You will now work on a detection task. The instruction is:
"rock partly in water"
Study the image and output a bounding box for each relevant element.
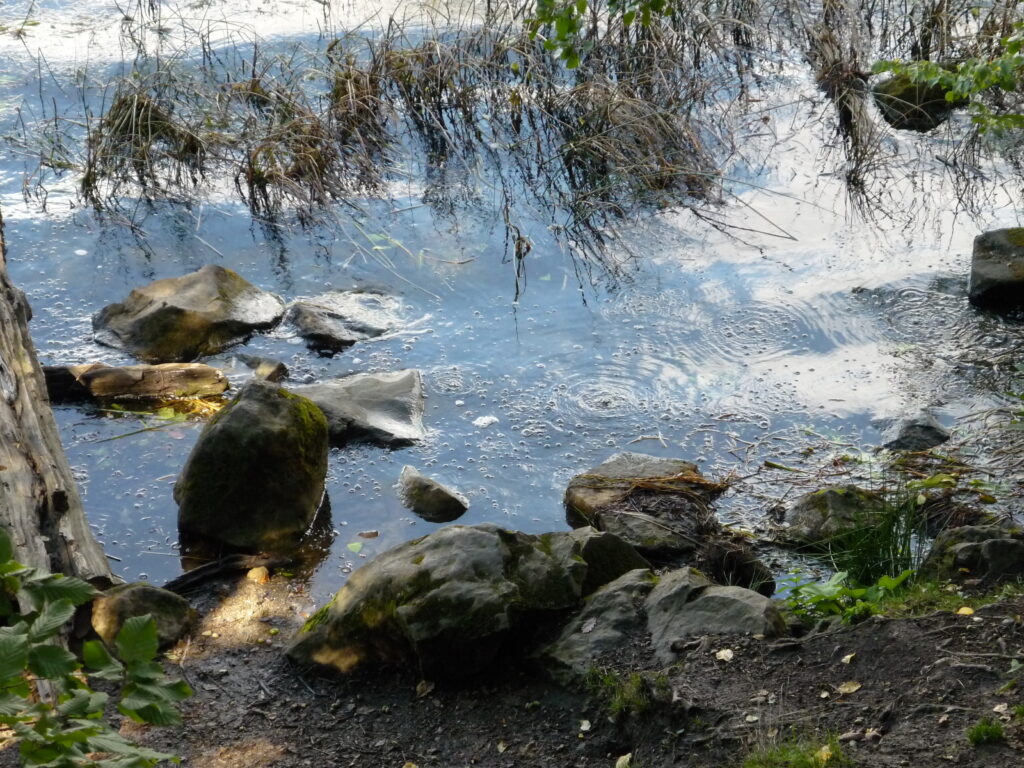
[286,291,403,356]
[873,73,964,131]
[293,370,425,447]
[398,466,469,523]
[92,582,196,648]
[93,265,285,363]
[881,411,950,452]
[43,362,227,401]
[174,379,328,553]
[784,485,883,546]
[969,228,1024,313]
[287,524,647,680]
[920,522,1024,583]
[563,452,773,593]
[564,452,724,559]
[237,354,288,383]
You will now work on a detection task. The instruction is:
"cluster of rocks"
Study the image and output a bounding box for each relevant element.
[74,265,1023,690]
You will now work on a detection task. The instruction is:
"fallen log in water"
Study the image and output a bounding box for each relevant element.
[0,208,112,586]
[44,362,228,402]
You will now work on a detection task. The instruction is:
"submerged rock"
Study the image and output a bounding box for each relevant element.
[92,583,196,648]
[93,265,285,363]
[398,466,469,523]
[881,411,950,452]
[174,379,328,553]
[969,228,1024,312]
[293,370,425,447]
[873,73,963,132]
[43,362,227,401]
[286,290,403,356]
[921,522,1024,583]
[287,525,647,680]
[784,485,883,546]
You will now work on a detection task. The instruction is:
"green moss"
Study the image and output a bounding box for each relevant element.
[301,598,335,633]
[967,717,1004,746]
[410,554,425,565]
[1006,228,1024,248]
[741,733,851,768]
[584,669,654,718]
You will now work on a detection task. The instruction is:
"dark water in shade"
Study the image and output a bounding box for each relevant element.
[1,0,1023,601]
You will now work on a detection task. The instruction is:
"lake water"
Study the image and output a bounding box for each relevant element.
[1,0,1022,600]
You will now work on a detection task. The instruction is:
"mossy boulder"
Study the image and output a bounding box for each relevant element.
[92,583,196,648]
[293,370,425,447]
[174,379,328,553]
[286,290,403,356]
[287,525,648,680]
[784,485,884,546]
[969,228,1024,312]
[920,523,1024,583]
[93,265,285,363]
[873,73,964,132]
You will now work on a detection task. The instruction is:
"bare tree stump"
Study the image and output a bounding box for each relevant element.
[0,208,112,586]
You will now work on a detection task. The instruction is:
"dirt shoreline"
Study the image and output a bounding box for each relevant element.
[112,576,1024,767]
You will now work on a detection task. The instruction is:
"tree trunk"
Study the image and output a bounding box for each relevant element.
[0,208,113,586]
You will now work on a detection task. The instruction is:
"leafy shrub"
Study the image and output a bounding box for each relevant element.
[741,733,851,767]
[0,528,190,766]
[782,569,913,624]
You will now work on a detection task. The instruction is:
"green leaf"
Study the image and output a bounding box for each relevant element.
[29,598,76,641]
[21,573,96,608]
[116,616,158,664]
[57,689,108,718]
[27,644,79,678]
[0,633,28,681]
[0,691,25,717]
[86,728,177,760]
[0,529,13,564]
[82,639,123,679]
[119,698,183,726]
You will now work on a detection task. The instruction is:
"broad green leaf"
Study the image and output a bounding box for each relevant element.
[27,644,78,678]
[57,689,108,718]
[21,574,96,608]
[120,698,183,726]
[82,639,123,679]
[116,616,158,664]
[0,529,13,564]
[0,691,24,716]
[86,728,177,760]
[29,598,76,641]
[0,633,28,681]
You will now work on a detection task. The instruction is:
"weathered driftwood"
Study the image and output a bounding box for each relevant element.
[44,362,228,402]
[0,209,112,586]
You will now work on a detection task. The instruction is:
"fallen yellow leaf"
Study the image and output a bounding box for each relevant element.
[836,681,862,695]
[840,653,855,664]
[615,754,632,768]
[496,741,508,754]
[956,606,974,615]
[715,648,734,662]
[815,743,833,764]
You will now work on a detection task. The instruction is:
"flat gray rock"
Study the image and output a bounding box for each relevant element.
[93,265,285,363]
[286,291,403,356]
[969,229,1024,312]
[293,370,425,447]
[882,411,950,452]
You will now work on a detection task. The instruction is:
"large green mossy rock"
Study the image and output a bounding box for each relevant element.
[969,228,1024,313]
[784,485,884,546]
[873,73,963,132]
[287,525,649,680]
[93,265,285,363]
[174,380,328,552]
[92,583,196,648]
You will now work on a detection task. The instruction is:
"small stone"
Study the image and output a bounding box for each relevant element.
[247,566,271,584]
